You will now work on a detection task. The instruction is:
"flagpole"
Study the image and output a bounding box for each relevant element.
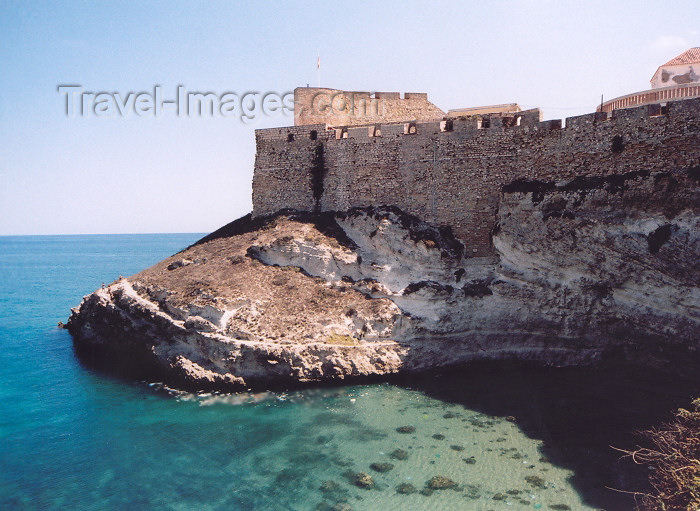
[317,52,321,88]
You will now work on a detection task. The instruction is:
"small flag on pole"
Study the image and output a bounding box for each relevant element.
[317,52,321,87]
[317,54,320,69]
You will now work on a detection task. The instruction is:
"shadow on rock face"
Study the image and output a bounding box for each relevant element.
[397,361,700,511]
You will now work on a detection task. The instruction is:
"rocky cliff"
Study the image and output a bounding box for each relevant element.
[68,167,700,390]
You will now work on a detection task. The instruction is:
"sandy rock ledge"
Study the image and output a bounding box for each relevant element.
[68,169,700,390]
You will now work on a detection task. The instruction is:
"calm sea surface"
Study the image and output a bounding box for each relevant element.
[1,234,697,510]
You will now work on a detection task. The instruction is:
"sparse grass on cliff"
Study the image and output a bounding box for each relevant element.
[616,398,700,511]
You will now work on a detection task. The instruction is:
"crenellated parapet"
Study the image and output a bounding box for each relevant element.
[253,96,700,256]
[261,107,544,143]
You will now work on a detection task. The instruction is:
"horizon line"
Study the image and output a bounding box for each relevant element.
[0,231,208,237]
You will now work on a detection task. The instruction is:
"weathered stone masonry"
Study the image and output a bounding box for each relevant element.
[293,87,445,127]
[253,97,700,256]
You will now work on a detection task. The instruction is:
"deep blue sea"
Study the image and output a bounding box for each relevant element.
[1,234,697,511]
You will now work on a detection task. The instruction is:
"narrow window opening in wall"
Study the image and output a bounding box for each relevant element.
[310,130,317,140]
[440,120,454,132]
[502,116,517,128]
[611,135,625,154]
[287,133,294,142]
[547,119,563,130]
[404,122,417,134]
[480,117,491,129]
[660,103,669,115]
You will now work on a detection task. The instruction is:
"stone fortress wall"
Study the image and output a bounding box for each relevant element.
[253,90,700,257]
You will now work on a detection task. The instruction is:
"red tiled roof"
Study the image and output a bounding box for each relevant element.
[662,47,700,66]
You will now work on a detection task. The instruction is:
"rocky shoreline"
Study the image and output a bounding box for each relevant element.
[68,167,700,390]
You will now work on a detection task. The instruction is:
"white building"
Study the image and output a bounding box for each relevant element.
[599,47,700,113]
[650,47,700,89]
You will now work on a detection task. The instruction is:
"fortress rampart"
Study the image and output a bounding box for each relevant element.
[253,96,700,256]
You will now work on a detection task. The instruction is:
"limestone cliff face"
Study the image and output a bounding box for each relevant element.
[68,168,700,390]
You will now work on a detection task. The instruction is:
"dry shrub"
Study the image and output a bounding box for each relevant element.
[616,398,700,510]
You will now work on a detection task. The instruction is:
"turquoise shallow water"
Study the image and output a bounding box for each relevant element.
[1,234,697,511]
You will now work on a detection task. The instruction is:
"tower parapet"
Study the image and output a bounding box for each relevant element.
[294,87,445,127]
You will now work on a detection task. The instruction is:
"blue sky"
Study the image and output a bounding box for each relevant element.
[1,0,697,235]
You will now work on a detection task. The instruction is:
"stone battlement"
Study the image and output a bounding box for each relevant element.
[253,95,700,256]
[258,107,544,144]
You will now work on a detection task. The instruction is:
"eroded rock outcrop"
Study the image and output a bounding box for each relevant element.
[68,168,700,390]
